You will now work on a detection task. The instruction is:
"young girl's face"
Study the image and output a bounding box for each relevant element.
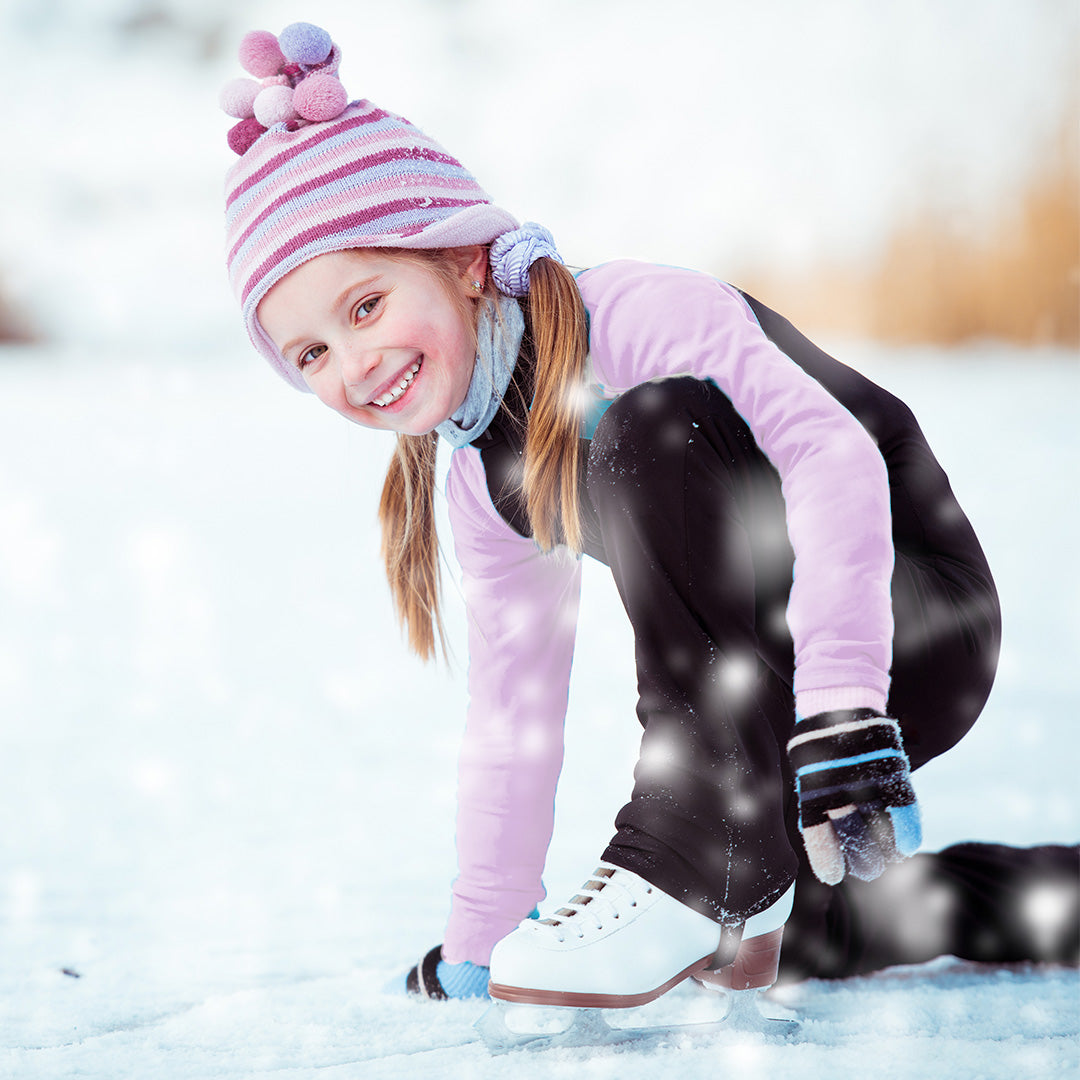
[257,248,485,434]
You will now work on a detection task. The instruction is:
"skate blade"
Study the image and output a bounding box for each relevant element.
[475,990,800,1054]
[718,988,800,1036]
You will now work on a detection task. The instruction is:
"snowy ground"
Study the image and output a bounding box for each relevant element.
[0,342,1076,1077]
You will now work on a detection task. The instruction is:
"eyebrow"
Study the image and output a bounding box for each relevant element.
[279,272,383,357]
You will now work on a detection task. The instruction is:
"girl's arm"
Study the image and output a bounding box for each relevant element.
[579,260,894,717]
[440,447,582,965]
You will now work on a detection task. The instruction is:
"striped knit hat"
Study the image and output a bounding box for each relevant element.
[221,23,548,392]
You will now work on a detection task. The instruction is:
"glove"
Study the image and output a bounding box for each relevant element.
[787,708,921,885]
[405,945,490,1000]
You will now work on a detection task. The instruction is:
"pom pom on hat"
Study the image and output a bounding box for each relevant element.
[279,22,333,65]
[221,22,350,154]
[253,84,298,126]
[227,117,268,156]
[239,30,285,78]
[293,74,348,122]
[219,77,260,119]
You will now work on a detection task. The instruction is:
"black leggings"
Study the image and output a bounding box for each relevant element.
[582,373,1001,929]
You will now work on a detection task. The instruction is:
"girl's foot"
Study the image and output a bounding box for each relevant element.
[488,863,793,1008]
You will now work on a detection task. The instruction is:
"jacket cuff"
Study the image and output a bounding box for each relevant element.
[795,686,888,721]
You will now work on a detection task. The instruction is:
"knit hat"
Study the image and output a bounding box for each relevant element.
[221,22,559,392]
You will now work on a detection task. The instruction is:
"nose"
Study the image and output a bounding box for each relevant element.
[340,343,381,399]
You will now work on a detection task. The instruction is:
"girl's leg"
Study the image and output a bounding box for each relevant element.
[583,376,800,924]
[779,842,1080,982]
[771,362,1013,980]
[584,366,1018,977]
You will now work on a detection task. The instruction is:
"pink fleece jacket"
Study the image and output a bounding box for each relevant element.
[440,261,894,965]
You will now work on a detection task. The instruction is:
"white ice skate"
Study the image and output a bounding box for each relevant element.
[475,863,798,1053]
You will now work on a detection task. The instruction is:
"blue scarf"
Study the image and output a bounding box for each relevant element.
[436,295,524,449]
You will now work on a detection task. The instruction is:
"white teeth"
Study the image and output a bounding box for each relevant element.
[372,360,421,407]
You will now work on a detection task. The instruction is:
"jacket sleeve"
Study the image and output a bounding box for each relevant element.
[578,260,894,718]
[440,446,582,965]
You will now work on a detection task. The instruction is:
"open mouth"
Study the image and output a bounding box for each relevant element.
[371,359,422,408]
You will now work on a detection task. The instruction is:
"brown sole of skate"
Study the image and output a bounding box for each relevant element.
[488,952,715,1009]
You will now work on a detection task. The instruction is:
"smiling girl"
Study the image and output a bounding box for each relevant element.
[258,249,487,433]
[220,23,1074,1020]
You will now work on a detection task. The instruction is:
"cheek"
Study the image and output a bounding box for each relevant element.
[307,373,366,425]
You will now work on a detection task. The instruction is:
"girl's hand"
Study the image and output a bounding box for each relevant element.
[787,709,922,884]
[404,945,490,1000]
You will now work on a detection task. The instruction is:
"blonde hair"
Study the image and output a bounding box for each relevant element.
[375,249,589,660]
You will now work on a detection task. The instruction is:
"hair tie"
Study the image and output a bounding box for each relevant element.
[489,223,562,297]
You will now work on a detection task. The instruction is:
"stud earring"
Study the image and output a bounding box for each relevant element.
[470,279,483,293]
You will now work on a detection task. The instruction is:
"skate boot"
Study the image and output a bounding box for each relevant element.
[476,863,798,1052]
[488,863,723,1009]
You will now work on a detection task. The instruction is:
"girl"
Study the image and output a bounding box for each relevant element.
[220,23,1074,1012]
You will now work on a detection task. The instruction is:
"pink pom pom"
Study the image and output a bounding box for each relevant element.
[253,84,298,127]
[219,77,260,119]
[227,117,267,155]
[293,74,348,122]
[239,30,284,78]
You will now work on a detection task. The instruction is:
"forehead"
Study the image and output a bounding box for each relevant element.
[258,251,396,326]
[275,249,392,294]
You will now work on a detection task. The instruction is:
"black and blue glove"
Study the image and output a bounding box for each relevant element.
[788,708,921,884]
[404,945,490,1000]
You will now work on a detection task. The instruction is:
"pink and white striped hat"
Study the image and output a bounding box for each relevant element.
[221,23,541,391]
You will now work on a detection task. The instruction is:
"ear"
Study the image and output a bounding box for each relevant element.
[450,245,488,296]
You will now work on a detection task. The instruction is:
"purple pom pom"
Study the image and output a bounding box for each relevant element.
[279,22,332,65]
[227,117,267,156]
[239,30,284,78]
[293,74,348,122]
[219,77,260,119]
[253,85,298,127]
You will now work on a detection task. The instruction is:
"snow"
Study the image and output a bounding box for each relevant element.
[1,344,1076,1077]
[1,0,1078,1075]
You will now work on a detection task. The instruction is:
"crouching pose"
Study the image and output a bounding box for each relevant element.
[219,22,1078,1014]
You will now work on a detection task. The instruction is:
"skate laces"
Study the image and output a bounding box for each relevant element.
[534,864,653,942]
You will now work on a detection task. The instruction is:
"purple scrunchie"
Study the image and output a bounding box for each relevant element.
[489,222,562,297]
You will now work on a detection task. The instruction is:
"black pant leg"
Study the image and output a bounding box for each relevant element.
[584,377,799,924]
[779,842,1080,981]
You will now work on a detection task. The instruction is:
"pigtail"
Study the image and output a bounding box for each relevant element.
[378,430,445,661]
[521,257,590,552]
[376,249,588,663]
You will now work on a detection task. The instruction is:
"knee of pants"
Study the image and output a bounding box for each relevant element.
[587,377,727,506]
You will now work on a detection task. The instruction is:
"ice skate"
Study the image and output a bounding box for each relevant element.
[476,864,799,1052]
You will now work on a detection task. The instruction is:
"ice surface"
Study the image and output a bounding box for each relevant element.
[0,345,1075,1077]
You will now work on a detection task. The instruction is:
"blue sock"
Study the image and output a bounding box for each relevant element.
[435,959,490,999]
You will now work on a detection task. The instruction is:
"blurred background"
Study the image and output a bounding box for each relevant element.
[0,0,1076,353]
